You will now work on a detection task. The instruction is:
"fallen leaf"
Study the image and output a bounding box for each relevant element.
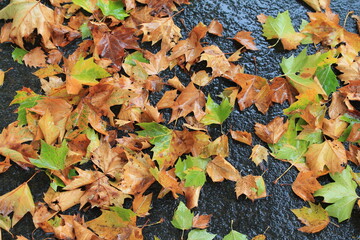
[206,156,240,182]
[250,145,268,167]
[0,182,35,227]
[192,214,212,229]
[292,171,322,201]
[291,202,329,233]
[235,175,266,201]
[232,31,258,50]
[230,130,252,146]
[254,117,289,144]
[171,201,193,230]
[208,19,223,36]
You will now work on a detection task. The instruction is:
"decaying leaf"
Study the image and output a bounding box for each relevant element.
[291,202,329,233]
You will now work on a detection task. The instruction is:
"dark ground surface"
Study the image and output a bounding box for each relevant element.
[1,0,360,239]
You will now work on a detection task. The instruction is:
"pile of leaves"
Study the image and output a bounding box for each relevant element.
[0,0,359,239]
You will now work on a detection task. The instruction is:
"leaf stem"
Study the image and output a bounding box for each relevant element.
[273,163,294,184]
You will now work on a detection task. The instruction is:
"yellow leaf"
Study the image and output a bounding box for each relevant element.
[0,182,35,227]
[291,202,329,233]
[250,145,268,166]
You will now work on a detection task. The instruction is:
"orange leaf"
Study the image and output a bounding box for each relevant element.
[292,171,322,201]
[208,19,223,36]
[206,156,240,182]
[254,117,289,144]
[232,31,258,50]
[230,130,252,146]
[192,214,212,229]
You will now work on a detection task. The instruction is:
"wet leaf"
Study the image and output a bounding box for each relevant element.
[200,95,232,125]
[223,230,248,240]
[30,140,68,170]
[254,117,289,144]
[188,229,216,240]
[97,0,128,20]
[292,171,322,201]
[314,166,359,222]
[171,201,193,230]
[291,202,329,233]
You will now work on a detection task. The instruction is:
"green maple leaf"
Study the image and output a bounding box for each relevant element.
[175,155,210,187]
[110,206,136,222]
[73,0,97,13]
[200,95,232,125]
[30,140,68,170]
[171,201,193,230]
[188,229,216,240]
[124,51,149,66]
[280,48,336,95]
[71,57,111,85]
[223,230,248,240]
[261,11,305,50]
[315,65,338,96]
[97,0,128,20]
[10,89,42,126]
[137,122,172,166]
[314,166,359,222]
[269,116,308,163]
[12,48,28,64]
[79,22,91,39]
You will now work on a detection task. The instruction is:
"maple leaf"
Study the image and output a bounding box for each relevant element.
[0,182,35,227]
[170,22,208,64]
[235,175,266,201]
[230,130,252,146]
[200,95,232,125]
[223,230,248,240]
[0,122,36,167]
[12,47,28,64]
[254,117,289,144]
[232,31,258,50]
[171,201,193,230]
[73,0,97,13]
[206,156,240,182]
[305,140,346,173]
[97,0,129,20]
[188,229,216,240]
[146,0,190,16]
[157,82,206,123]
[292,171,322,201]
[314,166,359,222]
[132,193,153,217]
[0,0,56,49]
[260,11,305,50]
[91,23,139,70]
[200,45,231,78]
[269,77,298,105]
[291,202,329,233]
[67,57,111,94]
[250,145,268,168]
[141,16,181,51]
[30,140,68,170]
[280,48,337,96]
[175,155,210,187]
[234,73,271,114]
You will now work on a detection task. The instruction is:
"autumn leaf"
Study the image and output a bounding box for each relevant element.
[250,145,268,167]
[67,57,111,94]
[206,156,240,182]
[188,229,216,240]
[0,0,55,49]
[314,166,359,222]
[23,47,47,68]
[235,175,266,201]
[175,155,210,187]
[260,11,305,50]
[171,201,194,230]
[0,182,35,227]
[200,45,231,78]
[223,230,248,240]
[200,95,232,125]
[232,31,258,50]
[230,130,252,146]
[291,171,322,201]
[305,140,346,173]
[73,0,97,13]
[208,19,223,36]
[254,117,289,144]
[141,16,181,51]
[132,193,153,217]
[291,202,329,233]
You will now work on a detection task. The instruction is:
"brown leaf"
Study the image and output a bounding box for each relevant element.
[200,45,231,78]
[230,130,252,146]
[328,92,347,119]
[207,135,229,158]
[339,80,360,101]
[184,186,201,209]
[208,19,223,36]
[305,140,347,173]
[348,144,360,165]
[0,157,11,174]
[292,171,322,201]
[291,202,329,233]
[141,16,181,51]
[254,117,289,144]
[270,77,298,105]
[206,156,240,182]
[91,23,139,70]
[191,70,212,86]
[23,47,47,68]
[192,214,212,229]
[232,31,258,50]
[347,123,360,142]
[44,187,84,212]
[235,175,266,201]
[322,117,348,139]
